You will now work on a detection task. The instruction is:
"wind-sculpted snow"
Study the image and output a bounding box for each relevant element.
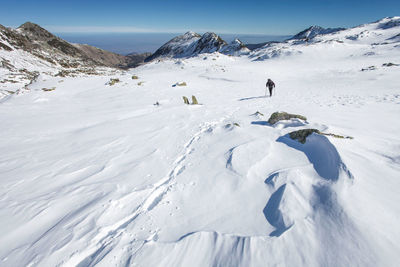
[1,17,400,267]
[277,133,353,181]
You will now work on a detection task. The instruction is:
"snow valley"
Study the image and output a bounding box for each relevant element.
[0,17,400,267]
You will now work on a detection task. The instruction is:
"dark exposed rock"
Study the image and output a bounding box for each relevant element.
[289,128,353,144]
[42,87,56,92]
[382,62,399,67]
[191,95,199,105]
[107,78,120,86]
[246,41,280,51]
[267,112,307,124]
[125,52,152,68]
[251,111,264,116]
[193,32,226,54]
[361,66,376,71]
[289,129,320,144]
[47,38,81,56]
[224,122,240,129]
[0,41,13,51]
[18,22,54,40]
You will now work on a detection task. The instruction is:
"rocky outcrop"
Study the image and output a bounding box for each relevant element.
[267,112,307,124]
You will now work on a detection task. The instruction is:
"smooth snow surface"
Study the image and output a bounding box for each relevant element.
[1,18,400,267]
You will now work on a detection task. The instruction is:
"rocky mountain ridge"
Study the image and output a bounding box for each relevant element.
[289,25,346,40]
[0,22,150,98]
[145,31,250,61]
[1,22,148,69]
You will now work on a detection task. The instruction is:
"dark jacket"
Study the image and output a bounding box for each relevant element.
[266,79,275,89]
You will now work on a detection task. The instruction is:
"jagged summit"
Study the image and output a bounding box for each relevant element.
[193,32,227,54]
[289,25,345,40]
[145,31,248,61]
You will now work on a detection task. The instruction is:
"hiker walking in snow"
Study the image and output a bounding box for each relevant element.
[266,79,275,97]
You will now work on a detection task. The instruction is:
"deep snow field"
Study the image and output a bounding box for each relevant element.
[1,30,400,266]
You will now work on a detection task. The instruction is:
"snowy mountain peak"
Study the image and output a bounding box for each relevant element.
[183,31,201,38]
[145,32,250,61]
[290,25,345,40]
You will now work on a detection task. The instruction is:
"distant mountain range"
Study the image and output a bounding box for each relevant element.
[1,16,400,100]
[1,17,400,77]
[0,21,372,69]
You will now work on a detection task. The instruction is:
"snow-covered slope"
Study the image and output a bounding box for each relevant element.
[0,17,400,267]
[145,32,249,61]
[250,16,400,60]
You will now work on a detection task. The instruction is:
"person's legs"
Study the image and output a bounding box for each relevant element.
[269,87,273,97]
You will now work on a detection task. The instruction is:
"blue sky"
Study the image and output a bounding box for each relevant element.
[1,0,399,34]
